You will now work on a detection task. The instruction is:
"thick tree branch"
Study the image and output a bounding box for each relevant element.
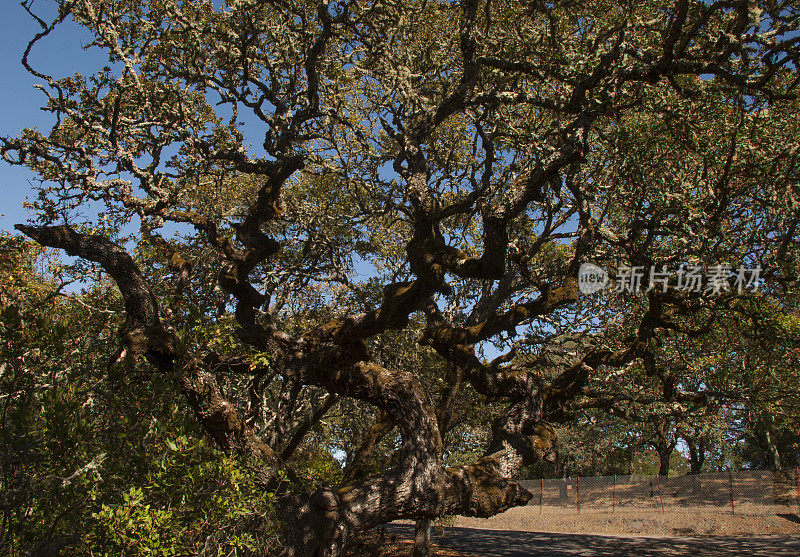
[14,224,286,482]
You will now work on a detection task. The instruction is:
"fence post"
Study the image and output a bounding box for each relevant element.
[612,474,616,514]
[656,475,664,513]
[796,466,799,513]
[576,476,581,513]
[728,469,735,515]
[539,478,543,514]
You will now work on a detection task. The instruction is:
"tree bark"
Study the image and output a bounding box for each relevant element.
[413,519,432,557]
[653,423,677,477]
[686,437,705,475]
[658,450,671,477]
[764,429,782,471]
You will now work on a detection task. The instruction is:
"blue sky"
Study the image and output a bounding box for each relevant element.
[0,1,100,232]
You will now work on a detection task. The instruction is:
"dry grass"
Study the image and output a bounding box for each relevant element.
[449,504,800,537]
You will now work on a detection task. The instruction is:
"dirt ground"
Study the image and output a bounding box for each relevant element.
[385,524,800,557]
[347,528,473,556]
[375,506,800,555]
[447,505,800,536]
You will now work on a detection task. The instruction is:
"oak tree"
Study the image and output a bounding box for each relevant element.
[3,0,800,554]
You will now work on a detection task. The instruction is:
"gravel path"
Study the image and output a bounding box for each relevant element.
[387,524,800,556]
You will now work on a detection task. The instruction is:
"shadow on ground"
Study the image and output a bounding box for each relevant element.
[777,513,800,525]
[387,523,800,556]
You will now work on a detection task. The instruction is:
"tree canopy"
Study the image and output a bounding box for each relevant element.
[2,0,800,555]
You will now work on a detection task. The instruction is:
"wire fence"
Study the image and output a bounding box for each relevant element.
[518,469,800,516]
